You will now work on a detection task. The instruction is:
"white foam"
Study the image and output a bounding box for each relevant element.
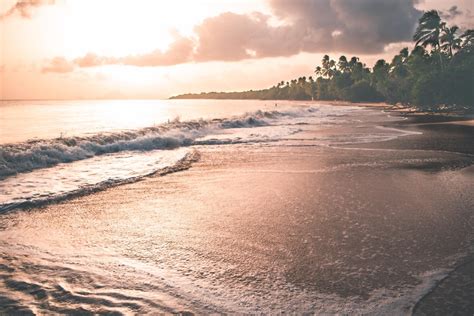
[0,148,191,211]
[0,105,355,179]
[0,104,418,212]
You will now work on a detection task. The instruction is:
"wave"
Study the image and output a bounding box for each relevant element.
[0,150,200,213]
[0,109,305,179]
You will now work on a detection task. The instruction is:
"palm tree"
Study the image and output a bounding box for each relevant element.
[440,25,462,57]
[349,56,359,68]
[338,56,349,73]
[323,58,336,79]
[460,29,474,52]
[413,10,449,69]
[390,48,409,78]
[315,55,336,79]
[373,59,389,75]
[321,55,331,78]
[314,66,323,77]
[413,10,444,50]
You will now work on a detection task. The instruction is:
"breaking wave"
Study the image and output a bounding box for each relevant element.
[0,109,299,179]
[0,150,201,213]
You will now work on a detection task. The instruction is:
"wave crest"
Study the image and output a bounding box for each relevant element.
[0,108,308,179]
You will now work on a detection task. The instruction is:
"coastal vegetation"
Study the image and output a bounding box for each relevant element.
[171,11,474,112]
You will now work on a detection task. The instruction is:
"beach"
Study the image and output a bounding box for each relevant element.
[0,101,473,314]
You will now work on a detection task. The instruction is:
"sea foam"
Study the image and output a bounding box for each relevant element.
[0,109,298,179]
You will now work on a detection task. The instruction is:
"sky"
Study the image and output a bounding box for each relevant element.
[0,0,472,100]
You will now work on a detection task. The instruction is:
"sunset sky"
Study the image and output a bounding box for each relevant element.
[1,0,472,100]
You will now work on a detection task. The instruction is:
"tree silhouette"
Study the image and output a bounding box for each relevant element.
[172,10,473,112]
[459,29,474,54]
[413,10,443,50]
[440,25,461,57]
[338,56,349,73]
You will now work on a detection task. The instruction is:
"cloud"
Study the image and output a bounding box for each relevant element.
[42,57,74,73]
[193,12,305,61]
[43,36,194,73]
[122,36,194,66]
[73,53,118,68]
[192,0,422,59]
[0,0,55,19]
[43,0,423,72]
[440,5,462,20]
[269,0,422,53]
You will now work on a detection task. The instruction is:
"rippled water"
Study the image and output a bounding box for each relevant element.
[2,99,471,314]
[0,99,308,144]
[0,148,191,210]
[1,100,410,211]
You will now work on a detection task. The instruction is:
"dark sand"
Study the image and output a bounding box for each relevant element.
[413,255,474,315]
[0,109,472,314]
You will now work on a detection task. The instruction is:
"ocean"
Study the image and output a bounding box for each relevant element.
[0,99,472,314]
[0,99,411,212]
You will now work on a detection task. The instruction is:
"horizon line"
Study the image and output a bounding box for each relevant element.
[0,97,174,102]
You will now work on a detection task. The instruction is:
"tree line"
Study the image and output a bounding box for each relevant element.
[171,10,474,112]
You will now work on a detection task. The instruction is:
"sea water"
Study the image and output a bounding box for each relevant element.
[0,99,414,212]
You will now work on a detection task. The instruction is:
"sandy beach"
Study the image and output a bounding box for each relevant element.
[3,0,474,313]
[0,105,472,314]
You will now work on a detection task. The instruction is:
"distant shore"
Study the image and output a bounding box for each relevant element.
[323,100,474,128]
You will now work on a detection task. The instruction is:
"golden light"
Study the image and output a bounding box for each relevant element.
[27,0,266,58]
[57,0,189,58]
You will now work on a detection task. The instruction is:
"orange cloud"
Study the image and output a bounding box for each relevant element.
[122,36,194,66]
[41,0,423,73]
[74,53,118,68]
[42,57,75,73]
[0,0,55,19]
[43,36,194,73]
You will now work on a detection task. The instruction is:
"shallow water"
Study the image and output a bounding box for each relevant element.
[0,100,473,314]
[0,99,312,144]
[0,100,409,211]
[0,144,472,314]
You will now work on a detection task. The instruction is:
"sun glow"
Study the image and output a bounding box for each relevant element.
[55,1,192,58]
[1,0,271,70]
[1,0,275,99]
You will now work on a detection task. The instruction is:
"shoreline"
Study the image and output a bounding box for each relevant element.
[347,108,474,314]
[4,103,473,213]
[0,102,472,313]
[412,254,474,315]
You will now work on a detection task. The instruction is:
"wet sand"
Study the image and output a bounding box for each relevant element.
[0,109,473,313]
[413,255,474,315]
